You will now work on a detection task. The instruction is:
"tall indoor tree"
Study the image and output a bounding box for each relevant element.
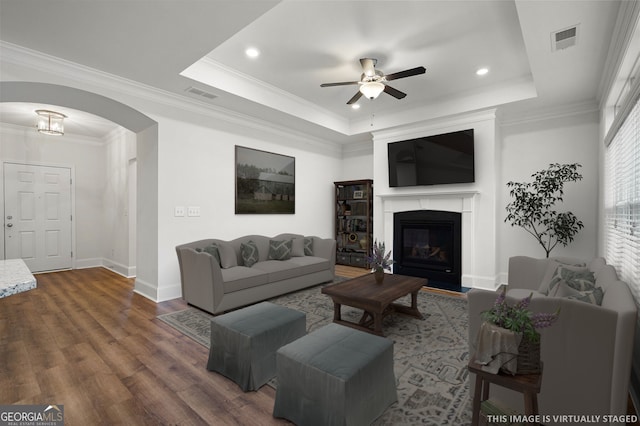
[505,163,584,258]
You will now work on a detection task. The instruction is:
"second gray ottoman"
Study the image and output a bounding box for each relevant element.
[273,323,398,425]
[206,301,306,391]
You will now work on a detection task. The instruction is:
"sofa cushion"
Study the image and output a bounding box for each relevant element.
[222,267,270,293]
[252,260,303,282]
[291,238,305,257]
[218,242,238,269]
[268,239,293,261]
[250,256,331,283]
[507,288,545,299]
[287,256,331,274]
[241,240,260,267]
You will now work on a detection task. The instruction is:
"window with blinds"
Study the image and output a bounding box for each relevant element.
[605,95,640,297]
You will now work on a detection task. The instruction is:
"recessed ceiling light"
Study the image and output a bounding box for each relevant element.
[245,47,260,58]
[351,104,360,110]
[476,67,489,76]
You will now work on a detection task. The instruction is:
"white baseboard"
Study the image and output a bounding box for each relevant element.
[133,277,157,301]
[463,274,500,291]
[75,257,136,278]
[133,280,181,302]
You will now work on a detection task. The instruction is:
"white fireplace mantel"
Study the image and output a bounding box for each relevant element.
[375,189,497,290]
[377,190,480,200]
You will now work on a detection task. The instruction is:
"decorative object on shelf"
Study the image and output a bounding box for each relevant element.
[367,240,395,284]
[35,109,66,136]
[475,288,559,374]
[505,163,583,258]
[235,146,295,214]
[359,236,368,250]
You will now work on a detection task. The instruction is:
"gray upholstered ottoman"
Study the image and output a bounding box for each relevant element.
[206,301,306,392]
[273,323,397,425]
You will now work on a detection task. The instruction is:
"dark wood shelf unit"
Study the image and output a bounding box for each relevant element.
[334,179,373,269]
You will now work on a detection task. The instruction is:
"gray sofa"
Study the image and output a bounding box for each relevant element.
[176,233,336,314]
[468,256,637,425]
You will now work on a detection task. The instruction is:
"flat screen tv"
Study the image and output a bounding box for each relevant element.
[388,129,475,187]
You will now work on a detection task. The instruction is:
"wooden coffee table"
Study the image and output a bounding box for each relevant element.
[321,273,427,336]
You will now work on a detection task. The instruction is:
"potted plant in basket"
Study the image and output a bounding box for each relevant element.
[477,288,559,374]
[366,240,395,284]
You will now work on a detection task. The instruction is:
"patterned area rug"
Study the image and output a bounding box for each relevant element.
[158,280,471,425]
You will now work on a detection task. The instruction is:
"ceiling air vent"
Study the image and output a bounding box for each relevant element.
[551,25,579,51]
[185,86,218,101]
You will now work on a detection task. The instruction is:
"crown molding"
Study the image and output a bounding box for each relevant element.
[372,108,498,144]
[0,41,343,154]
[181,57,350,136]
[598,0,640,107]
[498,100,599,128]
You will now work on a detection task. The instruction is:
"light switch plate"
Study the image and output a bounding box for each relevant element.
[174,206,185,217]
[187,206,200,217]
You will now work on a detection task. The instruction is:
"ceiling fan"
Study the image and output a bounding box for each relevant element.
[320,58,426,105]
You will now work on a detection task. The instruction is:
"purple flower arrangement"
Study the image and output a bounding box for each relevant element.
[481,287,559,343]
[366,240,395,272]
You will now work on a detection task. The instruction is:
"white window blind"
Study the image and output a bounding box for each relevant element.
[605,95,640,297]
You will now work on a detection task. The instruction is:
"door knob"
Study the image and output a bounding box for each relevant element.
[6,223,13,228]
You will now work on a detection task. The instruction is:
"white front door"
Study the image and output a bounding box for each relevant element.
[4,163,72,272]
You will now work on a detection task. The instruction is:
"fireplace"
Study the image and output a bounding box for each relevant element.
[393,210,462,292]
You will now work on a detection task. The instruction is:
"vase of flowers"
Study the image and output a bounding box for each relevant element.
[366,240,395,284]
[479,288,559,374]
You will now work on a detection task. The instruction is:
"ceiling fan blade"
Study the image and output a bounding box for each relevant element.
[384,66,426,81]
[347,91,363,105]
[383,85,407,99]
[360,58,377,77]
[320,81,360,87]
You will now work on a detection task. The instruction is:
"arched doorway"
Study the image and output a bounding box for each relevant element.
[0,81,159,299]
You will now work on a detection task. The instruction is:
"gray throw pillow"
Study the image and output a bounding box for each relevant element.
[303,237,314,256]
[545,264,595,294]
[268,239,293,260]
[539,260,586,294]
[201,244,221,266]
[241,240,259,267]
[217,242,238,269]
[554,265,596,292]
[291,238,305,257]
[567,287,604,305]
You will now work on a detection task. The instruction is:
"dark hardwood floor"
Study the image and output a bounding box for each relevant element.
[2,266,637,425]
[0,267,289,425]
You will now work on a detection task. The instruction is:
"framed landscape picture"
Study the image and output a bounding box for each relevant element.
[235,146,295,214]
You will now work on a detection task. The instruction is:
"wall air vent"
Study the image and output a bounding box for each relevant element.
[551,25,579,51]
[185,86,218,101]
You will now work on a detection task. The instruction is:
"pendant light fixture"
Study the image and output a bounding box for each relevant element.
[359,81,385,100]
[35,109,66,136]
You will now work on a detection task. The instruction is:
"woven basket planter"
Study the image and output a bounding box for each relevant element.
[515,335,541,375]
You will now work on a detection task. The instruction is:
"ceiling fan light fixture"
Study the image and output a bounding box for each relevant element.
[359,81,385,99]
[35,109,66,136]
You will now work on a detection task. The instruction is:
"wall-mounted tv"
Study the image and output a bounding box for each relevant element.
[388,129,475,187]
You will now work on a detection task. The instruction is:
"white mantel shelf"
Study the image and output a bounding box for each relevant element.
[376,190,480,199]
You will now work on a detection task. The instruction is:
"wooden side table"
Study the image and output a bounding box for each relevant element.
[468,358,543,426]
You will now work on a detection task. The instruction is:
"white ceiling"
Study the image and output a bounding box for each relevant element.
[0,0,621,142]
